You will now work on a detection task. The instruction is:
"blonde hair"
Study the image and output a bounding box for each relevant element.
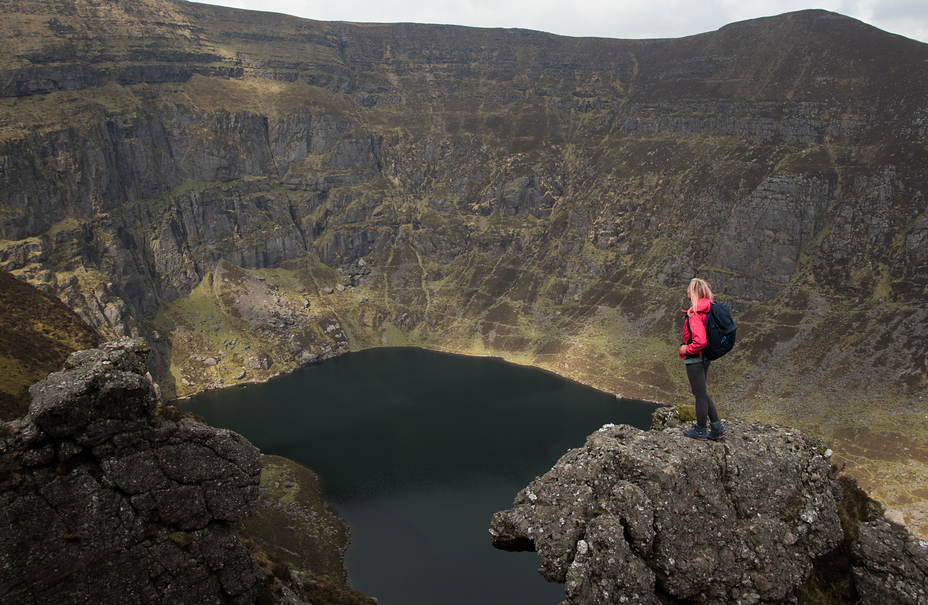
[688,277,714,310]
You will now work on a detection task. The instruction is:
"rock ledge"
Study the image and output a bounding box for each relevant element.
[490,411,928,605]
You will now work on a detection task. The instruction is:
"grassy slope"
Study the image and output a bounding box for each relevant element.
[0,270,100,419]
[237,454,378,604]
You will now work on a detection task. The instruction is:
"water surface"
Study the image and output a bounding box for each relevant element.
[183,347,656,604]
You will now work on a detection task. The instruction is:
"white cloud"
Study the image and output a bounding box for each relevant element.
[191,0,928,43]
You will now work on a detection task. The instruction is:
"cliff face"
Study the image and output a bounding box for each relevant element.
[0,0,927,532]
[0,339,271,604]
[490,409,928,605]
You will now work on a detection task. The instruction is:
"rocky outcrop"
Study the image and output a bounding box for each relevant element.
[490,409,928,604]
[0,339,279,604]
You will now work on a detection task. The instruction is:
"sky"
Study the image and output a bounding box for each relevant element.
[194,0,928,44]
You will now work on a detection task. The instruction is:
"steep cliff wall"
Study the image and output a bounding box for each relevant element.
[0,1,926,533]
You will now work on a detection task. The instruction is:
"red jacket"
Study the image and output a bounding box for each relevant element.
[679,298,711,358]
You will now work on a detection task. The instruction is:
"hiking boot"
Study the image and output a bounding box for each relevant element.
[709,421,728,440]
[683,423,708,440]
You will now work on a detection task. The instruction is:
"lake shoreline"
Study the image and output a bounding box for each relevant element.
[181,347,659,604]
[168,344,669,407]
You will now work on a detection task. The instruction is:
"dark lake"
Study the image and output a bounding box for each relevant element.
[182,347,657,604]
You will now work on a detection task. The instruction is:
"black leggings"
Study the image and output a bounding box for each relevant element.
[686,359,719,428]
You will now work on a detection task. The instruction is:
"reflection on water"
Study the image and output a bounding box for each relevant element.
[183,347,656,605]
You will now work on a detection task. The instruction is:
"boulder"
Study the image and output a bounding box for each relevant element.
[244,352,273,370]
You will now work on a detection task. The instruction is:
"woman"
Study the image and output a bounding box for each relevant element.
[678,277,727,440]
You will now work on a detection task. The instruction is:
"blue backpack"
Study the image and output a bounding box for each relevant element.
[702,302,737,360]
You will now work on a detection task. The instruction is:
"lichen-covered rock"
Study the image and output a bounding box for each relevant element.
[852,516,928,605]
[0,339,277,604]
[490,420,845,605]
[27,340,157,442]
